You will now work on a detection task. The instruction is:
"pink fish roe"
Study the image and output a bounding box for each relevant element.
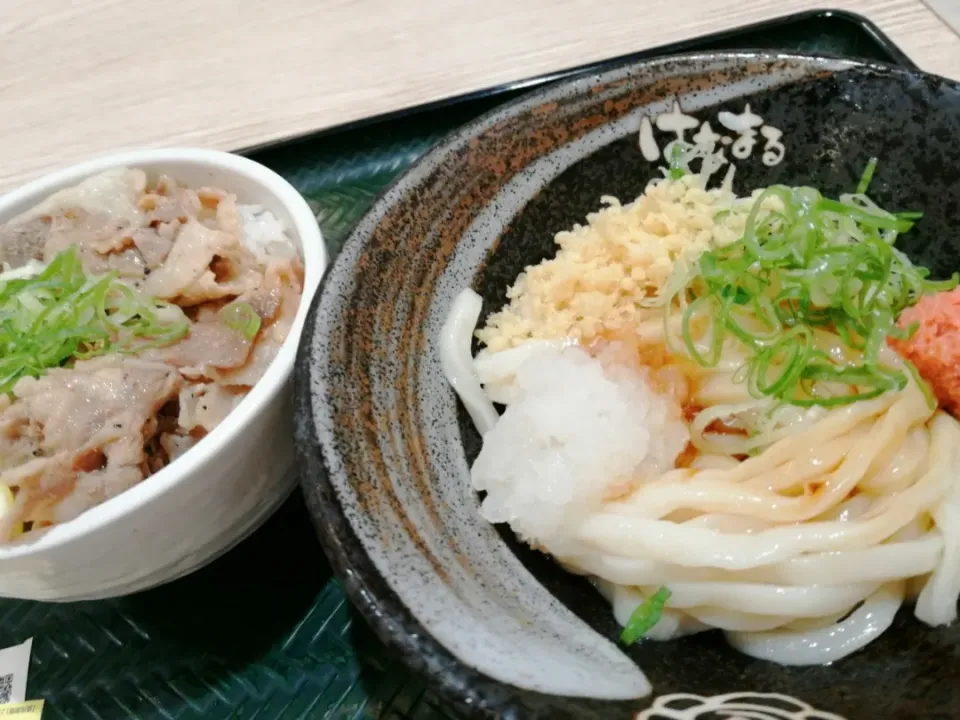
[892,288,960,413]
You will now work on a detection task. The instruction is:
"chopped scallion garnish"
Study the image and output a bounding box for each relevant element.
[668,144,687,180]
[620,587,671,646]
[672,162,957,407]
[0,247,189,394]
[856,156,878,194]
[220,301,261,340]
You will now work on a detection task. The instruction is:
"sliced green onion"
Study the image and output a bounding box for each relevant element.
[668,144,686,180]
[856,157,878,194]
[0,247,189,393]
[668,160,955,408]
[905,358,937,410]
[620,587,671,646]
[748,326,813,398]
[923,273,960,292]
[817,198,915,233]
[220,301,261,340]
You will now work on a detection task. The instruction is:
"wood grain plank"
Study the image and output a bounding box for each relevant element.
[2,0,959,192]
[923,0,960,36]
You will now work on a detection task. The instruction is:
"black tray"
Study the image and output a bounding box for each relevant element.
[1,11,916,720]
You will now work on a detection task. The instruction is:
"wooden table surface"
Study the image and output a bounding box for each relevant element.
[2,0,959,193]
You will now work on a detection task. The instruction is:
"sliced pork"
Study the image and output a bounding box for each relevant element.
[142,220,262,304]
[178,383,243,433]
[0,168,304,540]
[214,257,305,387]
[0,216,49,268]
[142,318,253,376]
[0,357,182,538]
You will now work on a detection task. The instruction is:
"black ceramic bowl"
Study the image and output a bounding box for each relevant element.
[294,52,960,719]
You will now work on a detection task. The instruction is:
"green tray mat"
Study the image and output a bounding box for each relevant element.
[0,15,912,719]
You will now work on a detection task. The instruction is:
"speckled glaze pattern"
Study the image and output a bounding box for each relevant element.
[295,52,960,719]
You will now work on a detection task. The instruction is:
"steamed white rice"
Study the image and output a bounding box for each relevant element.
[237,204,299,259]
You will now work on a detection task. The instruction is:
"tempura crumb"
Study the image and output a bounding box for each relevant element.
[476,174,780,352]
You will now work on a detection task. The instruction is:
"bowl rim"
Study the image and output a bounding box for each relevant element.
[293,49,942,717]
[0,147,327,559]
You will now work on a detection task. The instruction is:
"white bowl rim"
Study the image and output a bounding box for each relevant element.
[0,147,327,559]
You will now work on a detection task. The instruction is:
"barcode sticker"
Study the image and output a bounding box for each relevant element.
[0,675,12,706]
[0,700,43,717]
[0,640,32,706]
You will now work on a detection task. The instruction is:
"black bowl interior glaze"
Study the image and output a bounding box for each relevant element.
[466,68,960,718]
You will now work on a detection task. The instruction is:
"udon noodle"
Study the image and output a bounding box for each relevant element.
[439,165,960,671]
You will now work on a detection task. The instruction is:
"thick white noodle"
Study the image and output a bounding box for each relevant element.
[438,289,499,435]
[568,534,942,587]
[439,287,960,670]
[684,607,796,632]
[576,511,923,570]
[916,428,960,626]
[662,581,879,617]
[726,581,905,665]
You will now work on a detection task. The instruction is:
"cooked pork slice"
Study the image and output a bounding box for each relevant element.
[0,454,75,537]
[87,232,133,255]
[0,216,50,268]
[238,256,303,321]
[214,292,295,386]
[210,192,243,237]
[213,340,276,387]
[12,356,182,456]
[0,357,182,536]
[214,258,304,386]
[142,318,253,375]
[241,282,284,323]
[178,383,242,432]
[175,266,260,306]
[138,176,202,225]
[130,227,174,269]
[267,256,306,295]
[20,169,146,227]
[0,402,43,472]
[54,466,144,524]
[43,209,147,279]
[0,169,147,278]
[160,432,196,462]
[142,220,262,304]
[140,220,226,298]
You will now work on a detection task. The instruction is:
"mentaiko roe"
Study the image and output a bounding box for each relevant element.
[891,287,960,413]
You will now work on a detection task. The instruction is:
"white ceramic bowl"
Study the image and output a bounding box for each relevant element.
[0,148,327,600]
